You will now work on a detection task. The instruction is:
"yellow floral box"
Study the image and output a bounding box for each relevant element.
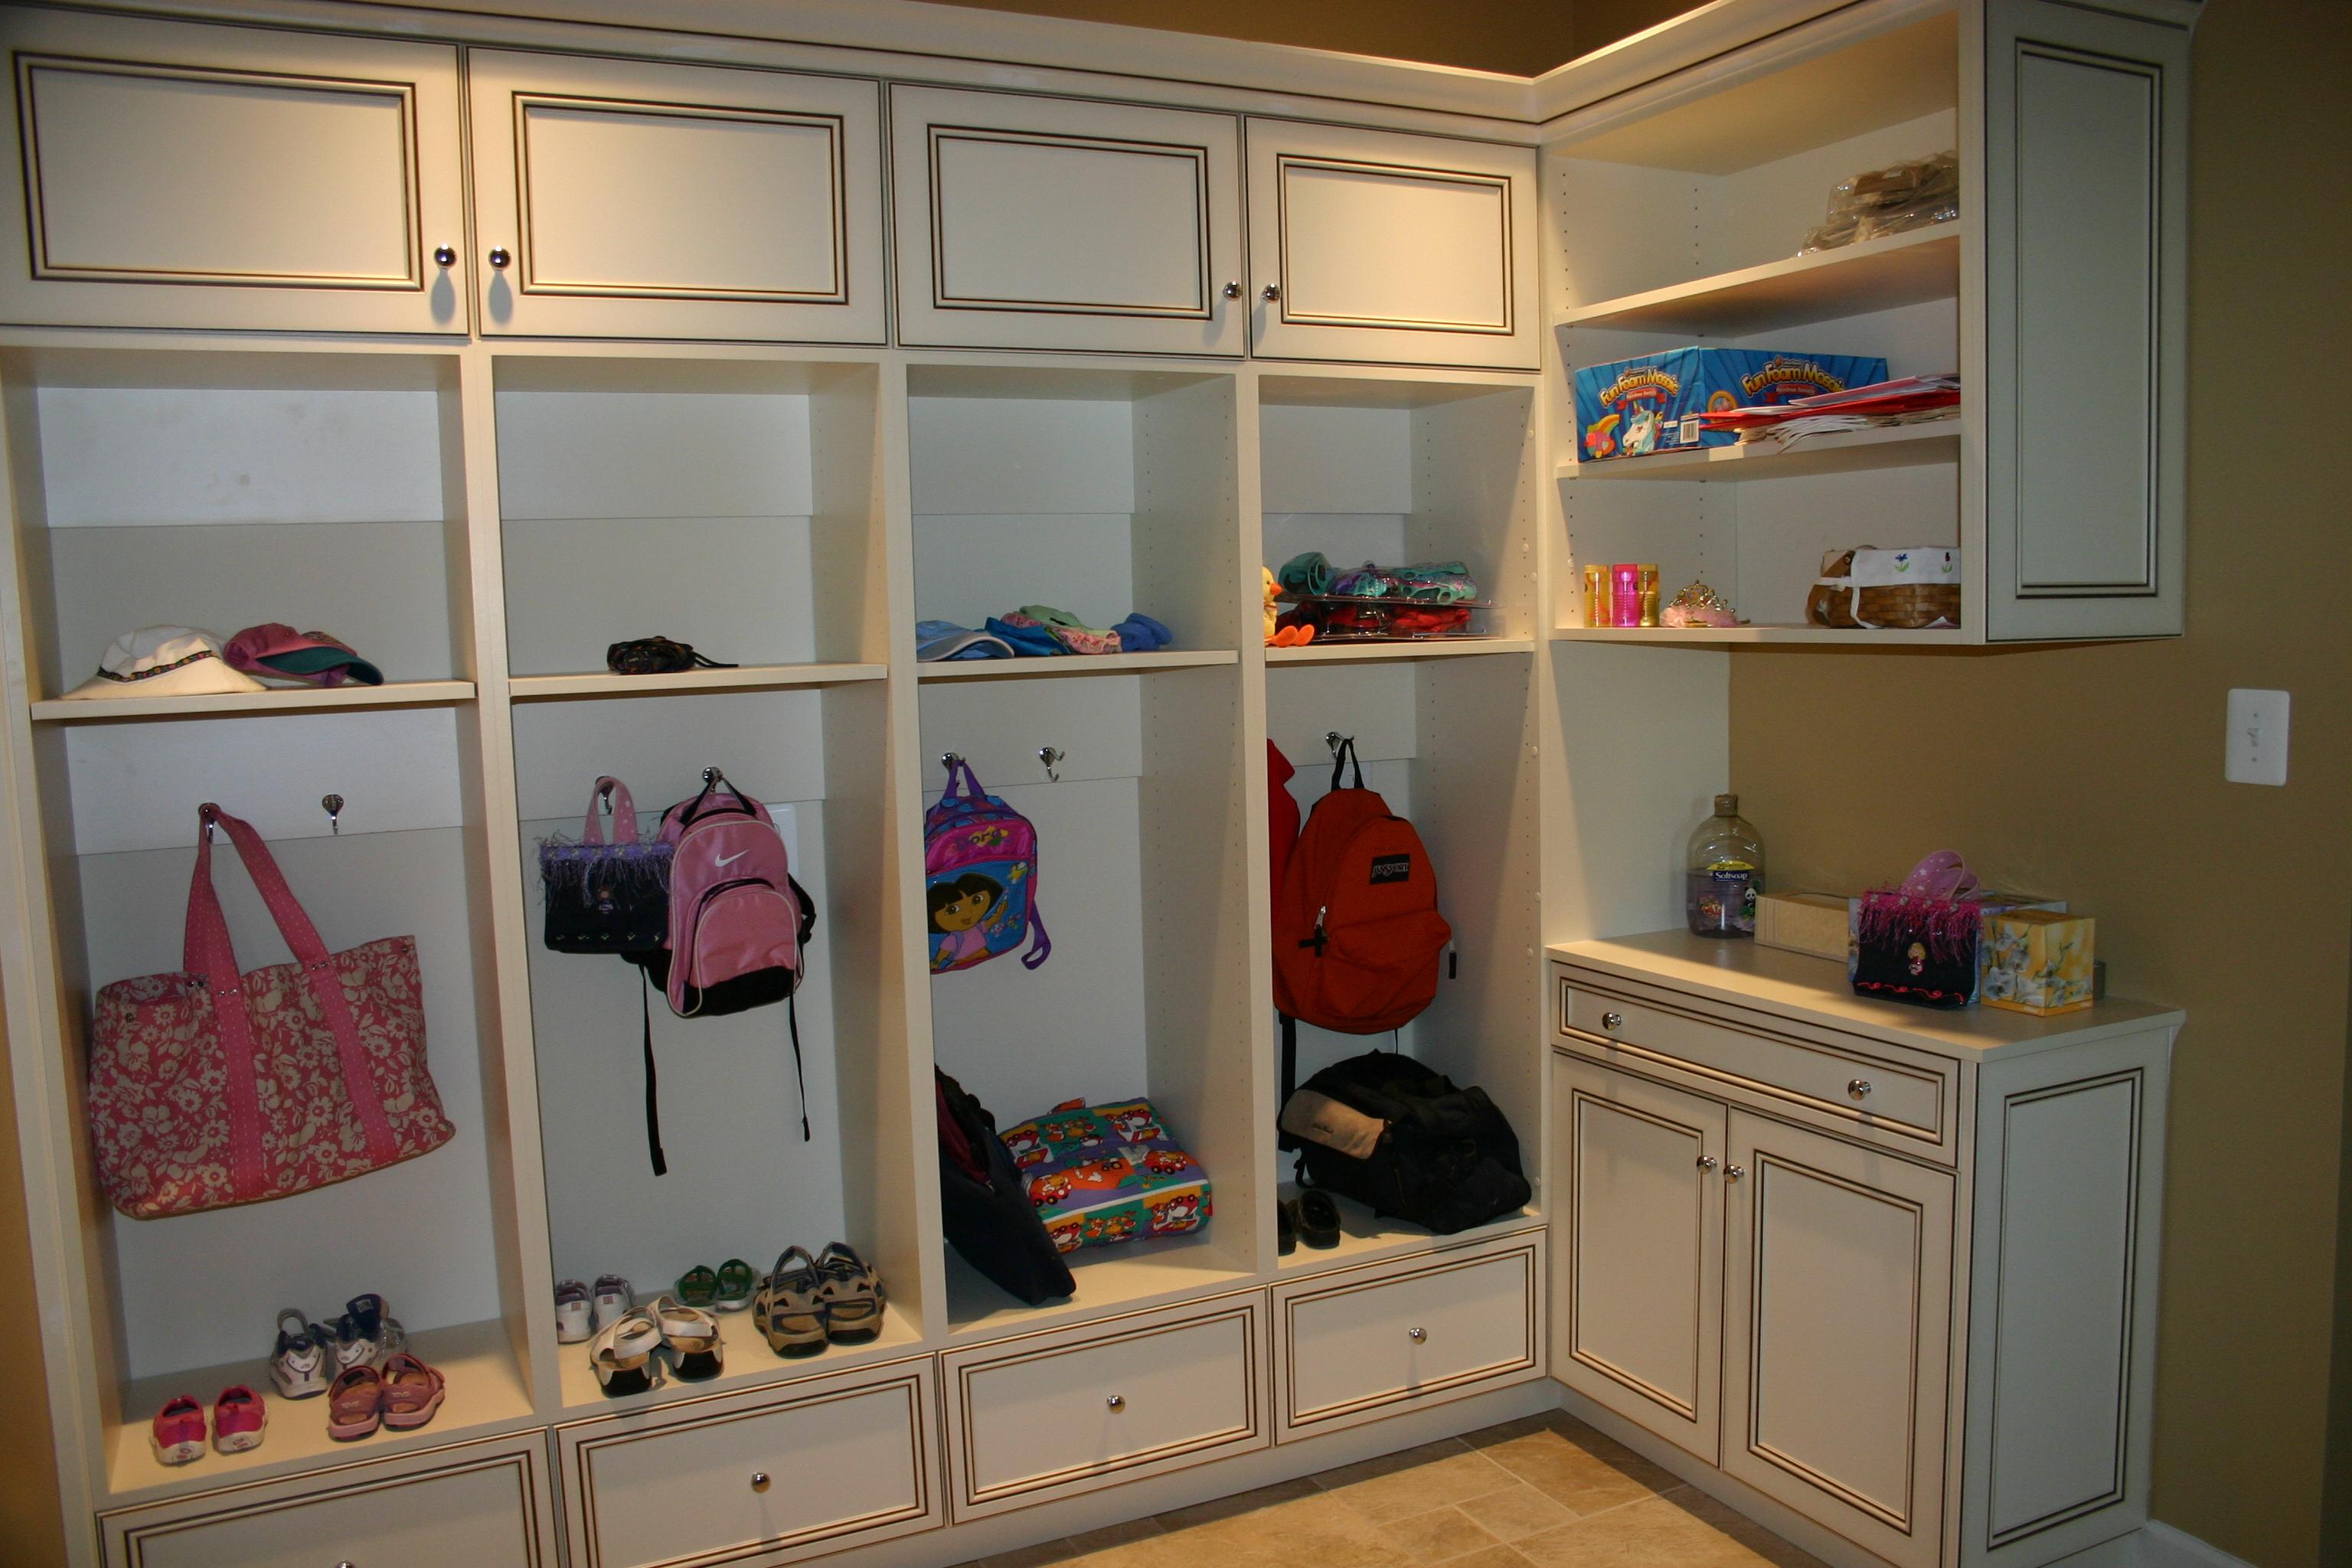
[1980,909,2096,1015]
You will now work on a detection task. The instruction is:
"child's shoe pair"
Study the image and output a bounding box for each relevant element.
[327,1352,445,1441]
[753,1243,884,1359]
[270,1295,405,1397]
[150,1387,266,1465]
[588,1296,723,1396]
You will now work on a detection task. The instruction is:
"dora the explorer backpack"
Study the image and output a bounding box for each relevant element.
[627,769,817,1173]
[1273,740,1451,1136]
[926,757,1049,974]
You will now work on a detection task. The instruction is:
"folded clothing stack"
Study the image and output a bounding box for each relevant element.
[916,607,1174,662]
[1278,553,1479,603]
[997,1096,1211,1254]
[1273,554,1485,641]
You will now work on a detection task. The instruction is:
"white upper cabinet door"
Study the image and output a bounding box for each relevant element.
[891,87,1244,355]
[1246,120,1537,370]
[1552,1055,1725,1464]
[1983,0,2189,639]
[469,51,884,342]
[0,10,464,332]
[1720,1112,1952,1568]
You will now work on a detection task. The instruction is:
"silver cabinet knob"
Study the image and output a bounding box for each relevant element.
[488,247,512,269]
[1697,1155,1718,1171]
[1407,1326,1427,1342]
[432,245,456,267]
[1848,1080,1873,1101]
[750,1472,771,1492]
[1261,283,1281,301]
[1601,1011,1624,1031]
[1223,281,1242,299]
[1106,1394,1125,1410]
[1725,1165,1746,1181]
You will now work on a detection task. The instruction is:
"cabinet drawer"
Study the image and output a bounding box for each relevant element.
[1275,1232,1542,1440]
[100,1432,552,1568]
[557,1357,938,1568]
[890,86,1244,355]
[1560,969,1957,1160]
[0,9,466,333]
[943,1294,1267,1518]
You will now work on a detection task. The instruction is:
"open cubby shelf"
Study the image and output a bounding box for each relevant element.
[1556,420,1961,483]
[1556,224,1963,336]
[30,678,480,722]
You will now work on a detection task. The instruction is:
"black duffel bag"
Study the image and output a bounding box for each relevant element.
[1279,1050,1529,1235]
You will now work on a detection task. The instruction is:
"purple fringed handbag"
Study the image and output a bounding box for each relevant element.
[1851,851,1982,1009]
[538,776,673,955]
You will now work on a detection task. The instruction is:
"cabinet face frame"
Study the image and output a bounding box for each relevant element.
[1246,119,1539,370]
[0,9,466,333]
[890,86,1246,356]
[1551,1052,1725,1463]
[1720,1110,1953,1568]
[96,1431,557,1568]
[467,51,887,343]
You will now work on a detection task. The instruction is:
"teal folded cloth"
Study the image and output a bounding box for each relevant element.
[1276,552,1334,596]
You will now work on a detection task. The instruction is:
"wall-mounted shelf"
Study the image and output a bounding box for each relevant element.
[1557,422,1959,483]
[916,649,1237,681]
[1551,624,1967,646]
[29,679,477,723]
[1557,225,1963,338]
[1265,637,1534,665]
[507,664,886,700]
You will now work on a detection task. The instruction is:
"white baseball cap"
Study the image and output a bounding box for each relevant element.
[62,626,268,700]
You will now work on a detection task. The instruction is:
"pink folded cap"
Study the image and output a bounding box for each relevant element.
[224,624,384,688]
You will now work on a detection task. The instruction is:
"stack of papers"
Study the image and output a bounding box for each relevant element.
[1698,374,1961,451]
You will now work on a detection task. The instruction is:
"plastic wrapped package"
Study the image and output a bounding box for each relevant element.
[1802,151,1959,252]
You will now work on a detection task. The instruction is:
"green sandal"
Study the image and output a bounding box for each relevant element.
[674,1264,720,1309]
[712,1258,758,1313]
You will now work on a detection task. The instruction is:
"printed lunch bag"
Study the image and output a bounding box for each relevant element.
[925,757,1050,974]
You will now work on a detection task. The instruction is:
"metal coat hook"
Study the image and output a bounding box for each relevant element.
[940,751,964,778]
[1039,746,1065,782]
[321,794,345,836]
[1325,730,1352,757]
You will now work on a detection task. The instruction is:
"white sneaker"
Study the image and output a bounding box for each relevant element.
[555,1279,593,1344]
[268,1309,328,1400]
[592,1275,633,1332]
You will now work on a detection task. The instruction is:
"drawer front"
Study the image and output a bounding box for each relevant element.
[0,9,465,333]
[101,1433,552,1568]
[560,1358,938,1568]
[890,85,1245,355]
[469,50,885,343]
[1276,1232,1542,1440]
[1560,969,1957,1160]
[944,1295,1267,1518]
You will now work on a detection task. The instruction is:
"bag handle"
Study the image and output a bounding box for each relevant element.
[941,756,989,802]
[1896,850,1980,903]
[581,777,639,846]
[1021,903,1052,970]
[184,804,402,1199]
[1329,737,1364,792]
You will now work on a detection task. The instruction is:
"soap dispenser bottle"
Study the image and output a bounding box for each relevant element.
[1687,793,1764,938]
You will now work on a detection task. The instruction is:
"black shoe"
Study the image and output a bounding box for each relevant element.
[1278,1199,1298,1256]
[1296,1190,1341,1250]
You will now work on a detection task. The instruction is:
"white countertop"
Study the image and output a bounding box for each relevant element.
[1550,929,2185,1061]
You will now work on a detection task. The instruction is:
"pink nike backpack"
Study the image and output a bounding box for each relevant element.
[626,769,817,1171]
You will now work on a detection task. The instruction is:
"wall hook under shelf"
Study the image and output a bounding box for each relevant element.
[321,793,345,836]
[1039,746,1065,782]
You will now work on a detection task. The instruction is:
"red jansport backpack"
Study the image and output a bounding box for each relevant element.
[1273,738,1452,1033]
[628,769,818,1172]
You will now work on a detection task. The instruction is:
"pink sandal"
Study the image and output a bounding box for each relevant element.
[379,1352,446,1432]
[326,1365,383,1441]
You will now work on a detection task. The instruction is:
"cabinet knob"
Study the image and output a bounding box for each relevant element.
[432,245,456,267]
[1407,1326,1427,1342]
[1261,283,1281,302]
[1725,1164,1746,1181]
[1223,280,1241,299]
[1601,1011,1623,1031]
[488,247,512,269]
[1696,1155,1718,1171]
[1106,1394,1125,1410]
[750,1472,771,1492]
[1847,1079,1873,1101]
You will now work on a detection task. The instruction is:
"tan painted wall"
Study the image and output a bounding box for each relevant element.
[1724,5,2352,1563]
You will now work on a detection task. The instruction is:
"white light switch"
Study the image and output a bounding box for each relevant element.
[2225,689,2290,786]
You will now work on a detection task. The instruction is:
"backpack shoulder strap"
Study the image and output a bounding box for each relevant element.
[1330,737,1364,792]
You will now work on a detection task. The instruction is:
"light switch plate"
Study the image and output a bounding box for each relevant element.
[2225,689,2289,786]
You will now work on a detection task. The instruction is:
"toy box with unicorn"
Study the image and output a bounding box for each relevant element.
[1573,347,1887,462]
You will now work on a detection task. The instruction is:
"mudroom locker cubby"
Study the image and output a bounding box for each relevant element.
[0,2,2195,1566]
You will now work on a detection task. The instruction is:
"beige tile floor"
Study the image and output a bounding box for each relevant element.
[957,1412,1828,1568]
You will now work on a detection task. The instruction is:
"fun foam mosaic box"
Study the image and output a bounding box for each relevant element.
[1573,348,1889,462]
[999,1096,1211,1254]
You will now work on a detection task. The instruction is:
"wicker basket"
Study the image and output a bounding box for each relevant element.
[1805,548,1961,629]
